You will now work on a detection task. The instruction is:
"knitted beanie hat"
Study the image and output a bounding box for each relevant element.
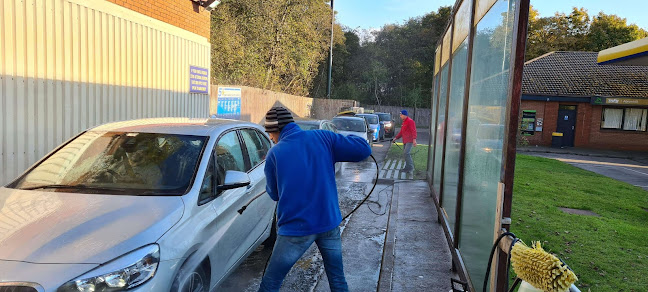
[264,106,294,132]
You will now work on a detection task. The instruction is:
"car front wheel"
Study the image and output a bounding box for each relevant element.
[179,265,209,292]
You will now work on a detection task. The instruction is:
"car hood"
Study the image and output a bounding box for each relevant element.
[0,187,184,264]
[369,124,379,130]
[338,131,367,139]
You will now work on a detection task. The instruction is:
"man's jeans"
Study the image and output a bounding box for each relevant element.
[403,142,414,171]
[258,226,349,292]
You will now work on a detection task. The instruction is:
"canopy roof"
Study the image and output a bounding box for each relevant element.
[597,37,648,66]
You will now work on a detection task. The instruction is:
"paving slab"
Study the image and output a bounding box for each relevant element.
[379,180,454,292]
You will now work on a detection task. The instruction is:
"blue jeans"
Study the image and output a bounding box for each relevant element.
[258,226,348,292]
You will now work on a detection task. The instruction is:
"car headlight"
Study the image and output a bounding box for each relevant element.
[385,122,392,128]
[58,244,160,292]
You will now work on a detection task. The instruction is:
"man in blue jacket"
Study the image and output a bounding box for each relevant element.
[259,107,372,292]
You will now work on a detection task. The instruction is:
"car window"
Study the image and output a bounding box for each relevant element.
[241,129,269,170]
[323,122,333,132]
[377,113,391,121]
[255,131,272,154]
[332,118,366,132]
[296,122,319,130]
[198,157,215,203]
[215,131,246,185]
[10,131,207,195]
[362,115,379,124]
[329,123,339,133]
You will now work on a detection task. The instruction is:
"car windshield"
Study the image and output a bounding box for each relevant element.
[333,119,366,132]
[359,115,379,124]
[295,122,319,130]
[377,114,391,121]
[10,131,208,195]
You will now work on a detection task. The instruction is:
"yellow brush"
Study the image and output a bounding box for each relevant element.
[510,241,578,292]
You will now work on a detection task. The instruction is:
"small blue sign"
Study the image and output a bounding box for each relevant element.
[189,66,209,94]
[216,87,242,120]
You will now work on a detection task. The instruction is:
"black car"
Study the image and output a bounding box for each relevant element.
[376,112,395,139]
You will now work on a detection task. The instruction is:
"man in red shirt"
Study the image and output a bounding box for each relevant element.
[392,110,417,172]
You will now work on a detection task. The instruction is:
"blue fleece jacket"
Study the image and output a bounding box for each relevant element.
[264,122,372,236]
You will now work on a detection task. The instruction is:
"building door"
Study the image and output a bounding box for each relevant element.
[556,105,577,147]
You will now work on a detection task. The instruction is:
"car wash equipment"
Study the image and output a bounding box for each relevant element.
[510,241,578,292]
[483,232,580,292]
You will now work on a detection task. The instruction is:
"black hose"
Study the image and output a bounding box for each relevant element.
[259,154,382,278]
[342,154,380,221]
[483,232,517,292]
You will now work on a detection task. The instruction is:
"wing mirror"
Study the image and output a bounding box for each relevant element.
[217,170,251,191]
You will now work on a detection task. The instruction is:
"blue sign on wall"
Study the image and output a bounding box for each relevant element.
[189,66,209,94]
[216,87,242,120]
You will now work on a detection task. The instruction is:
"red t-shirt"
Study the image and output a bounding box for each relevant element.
[395,117,417,143]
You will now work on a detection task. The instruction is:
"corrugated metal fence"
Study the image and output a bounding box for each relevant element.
[1,0,210,185]
[210,85,357,124]
[363,105,431,128]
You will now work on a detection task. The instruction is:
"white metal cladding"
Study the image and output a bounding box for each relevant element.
[0,0,211,185]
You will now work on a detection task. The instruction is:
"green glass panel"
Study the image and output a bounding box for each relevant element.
[459,0,516,291]
[442,38,469,231]
[433,65,449,196]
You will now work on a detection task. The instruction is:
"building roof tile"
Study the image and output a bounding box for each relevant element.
[522,51,648,98]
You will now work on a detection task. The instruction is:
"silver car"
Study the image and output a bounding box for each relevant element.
[0,118,276,292]
[332,116,373,147]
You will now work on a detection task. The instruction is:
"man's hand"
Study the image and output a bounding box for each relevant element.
[413,139,417,147]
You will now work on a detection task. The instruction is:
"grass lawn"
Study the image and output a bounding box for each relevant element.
[385,142,429,179]
[511,154,648,291]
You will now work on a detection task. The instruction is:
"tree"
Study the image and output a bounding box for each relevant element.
[210,0,344,96]
[525,7,647,60]
[586,12,648,51]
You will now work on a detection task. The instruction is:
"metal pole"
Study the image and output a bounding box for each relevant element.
[327,0,334,98]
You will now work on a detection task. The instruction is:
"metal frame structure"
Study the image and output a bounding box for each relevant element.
[427,0,530,290]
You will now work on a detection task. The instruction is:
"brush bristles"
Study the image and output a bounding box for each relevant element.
[510,241,578,292]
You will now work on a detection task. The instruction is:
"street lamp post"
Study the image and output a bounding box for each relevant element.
[326,0,334,98]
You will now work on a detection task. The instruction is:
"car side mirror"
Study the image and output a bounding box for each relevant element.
[217,170,250,191]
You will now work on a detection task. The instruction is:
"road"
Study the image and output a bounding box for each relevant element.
[524,152,648,191]
[217,140,394,291]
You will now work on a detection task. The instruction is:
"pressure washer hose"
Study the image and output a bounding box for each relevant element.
[238,154,380,217]
[238,154,381,278]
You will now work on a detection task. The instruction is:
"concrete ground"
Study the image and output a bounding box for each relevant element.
[519,146,648,191]
[218,138,453,291]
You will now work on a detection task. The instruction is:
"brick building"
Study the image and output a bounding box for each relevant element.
[521,51,648,151]
[1,0,213,184]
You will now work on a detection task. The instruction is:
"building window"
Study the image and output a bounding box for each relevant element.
[601,107,647,132]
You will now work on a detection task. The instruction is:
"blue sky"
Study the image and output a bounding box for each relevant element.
[335,0,648,31]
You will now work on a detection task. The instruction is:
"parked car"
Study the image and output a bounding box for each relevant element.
[332,116,373,147]
[0,118,276,292]
[294,119,343,174]
[355,114,382,142]
[294,119,338,132]
[375,112,395,139]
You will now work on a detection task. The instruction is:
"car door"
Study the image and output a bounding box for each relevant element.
[238,128,275,248]
[197,130,252,288]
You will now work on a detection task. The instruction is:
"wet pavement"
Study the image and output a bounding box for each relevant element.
[217,140,393,291]
[217,139,453,291]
